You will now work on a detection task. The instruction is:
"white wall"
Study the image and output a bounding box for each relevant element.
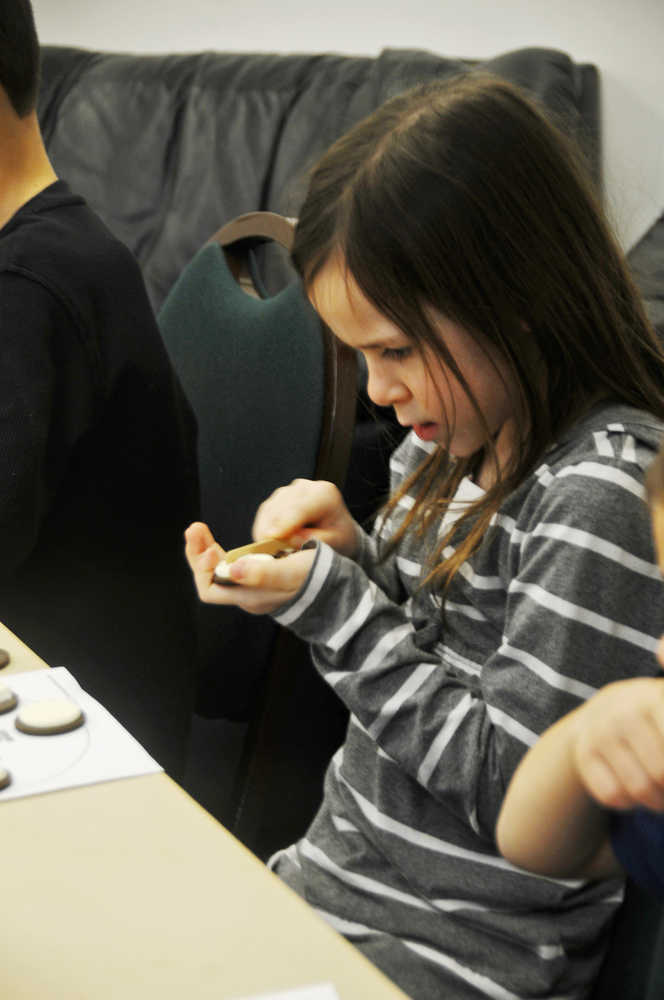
[32,0,664,250]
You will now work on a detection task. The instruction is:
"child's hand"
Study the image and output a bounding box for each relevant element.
[184,521,316,615]
[252,479,359,558]
[573,675,664,812]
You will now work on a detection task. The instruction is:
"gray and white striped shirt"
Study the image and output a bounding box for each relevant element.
[270,403,664,1000]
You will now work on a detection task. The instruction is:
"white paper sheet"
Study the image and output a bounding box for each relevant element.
[0,666,162,801]
[229,985,339,1000]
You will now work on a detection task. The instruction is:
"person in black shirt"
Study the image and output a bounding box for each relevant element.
[0,1,200,779]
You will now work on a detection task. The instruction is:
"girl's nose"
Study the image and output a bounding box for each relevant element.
[366,360,408,409]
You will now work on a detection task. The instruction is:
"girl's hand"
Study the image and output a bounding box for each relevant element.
[573,674,664,812]
[252,479,359,558]
[184,521,316,615]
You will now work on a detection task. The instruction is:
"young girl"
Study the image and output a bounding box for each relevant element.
[186,75,664,999]
[496,447,664,899]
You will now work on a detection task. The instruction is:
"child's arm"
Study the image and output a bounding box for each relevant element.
[495,705,620,879]
[496,674,664,879]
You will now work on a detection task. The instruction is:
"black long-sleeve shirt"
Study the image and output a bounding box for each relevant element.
[0,181,199,778]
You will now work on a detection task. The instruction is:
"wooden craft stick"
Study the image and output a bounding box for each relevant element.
[221,536,299,564]
[213,536,301,586]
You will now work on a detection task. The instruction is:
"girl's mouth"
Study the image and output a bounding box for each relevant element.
[412,422,438,441]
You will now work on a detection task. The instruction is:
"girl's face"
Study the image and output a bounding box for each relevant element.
[310,257,520,483]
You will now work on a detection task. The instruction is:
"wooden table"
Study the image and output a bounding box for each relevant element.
[0,623,408,1000]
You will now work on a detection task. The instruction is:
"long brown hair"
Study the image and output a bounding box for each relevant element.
[292,74,664,597]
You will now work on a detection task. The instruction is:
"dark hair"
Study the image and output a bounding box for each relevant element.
[292,74,664,597]
[0,0,40,117]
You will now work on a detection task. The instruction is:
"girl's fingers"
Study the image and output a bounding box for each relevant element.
[604,687,664,810]
[573,677,664,811]
[653,687,664,739]
[183,518,316,613]
[253,479,344,542]
[184,522,227,602]
[184,521,218,559]
[252,483,311,540]
[199,543,225,573]
[623,715,664,810]
[605,741,663,810]
[578,750,635,810]
[227,549,315,590]
[580,734,664,812]
[209,549,317,615]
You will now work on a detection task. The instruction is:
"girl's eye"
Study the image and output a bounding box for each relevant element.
[381,346,412,361]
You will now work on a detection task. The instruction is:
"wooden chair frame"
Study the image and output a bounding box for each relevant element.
[208,212,357,857]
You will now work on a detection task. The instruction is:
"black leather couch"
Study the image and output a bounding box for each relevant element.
[38,45,601,316]
[38,42,664,352]
[629,212,664,341]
